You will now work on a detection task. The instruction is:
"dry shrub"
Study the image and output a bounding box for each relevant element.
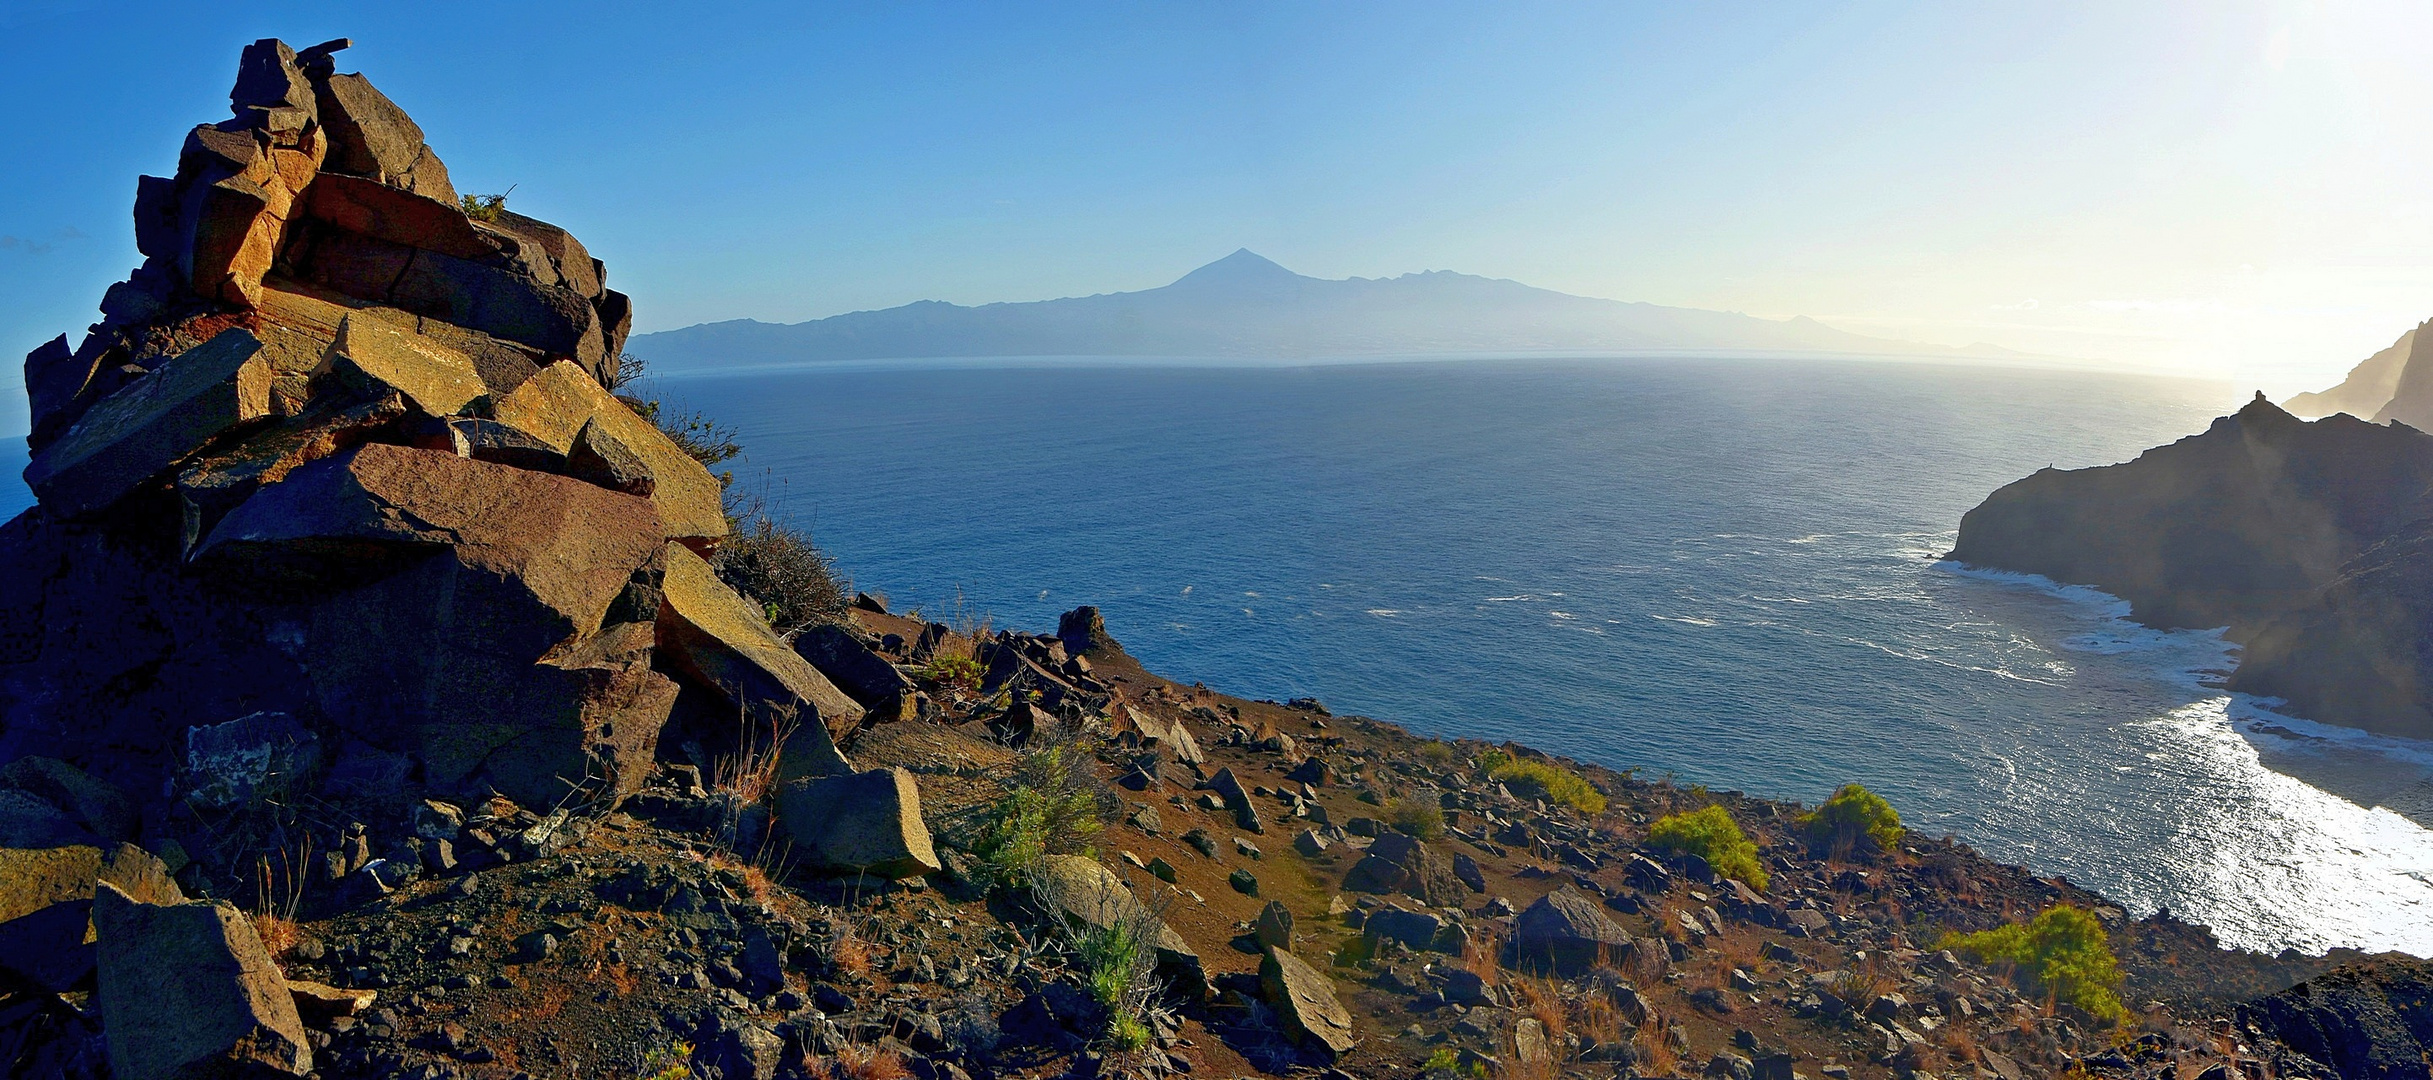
[711,705,798,806]
[251,913,301,959]
[1462,924,1508,987]
[1512,978,1568,1039]
[831,1043,910,1080]
[249,839,311,960]
[1575,993,1626,1051]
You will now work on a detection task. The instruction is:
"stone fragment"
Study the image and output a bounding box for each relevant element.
[26,328,273,518]
[93,882,311,1080]
[569,416,655,496]
[1293,828,1329,857]
[1342,831,1467,907]
[181,711,319,810]
[657,542,860,775]
[1512,888,1634,974]
[1260,945,1356,1058]
[300,172,490,259]
[321,314,486,416]
[792,623,916,708]
[0,844,182,992]
[286,979,375,1021]
[1514,1017,1554,1066]
[311,71,456,201]
[775,767,939,877]
[0,757,138,845]
[1453,851,1487,893]
[490,361,728,540]
[447,417,562,471]
[1255,900,1295,949]
[1207,767,1263,834]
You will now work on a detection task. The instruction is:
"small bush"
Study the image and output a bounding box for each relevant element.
[714,511,849,637]
[1800,783,1904,857]
[1421,1047,1487,1078]
[919,655,984,692]
[1418,741,1456,767]
[1480,749,1608,815]
[460,189,510,222]
[1645,805,1767,890]
[638,1040,695,1080]
[1942,905,2124,1021]
[1385,797,1446,840]
[971,737,1114,885]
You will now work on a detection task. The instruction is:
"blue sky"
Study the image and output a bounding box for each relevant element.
[4,0,2431,421]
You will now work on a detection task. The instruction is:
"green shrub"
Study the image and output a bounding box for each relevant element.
[1942,905,2125,1022]
[1421,1047,1487,1078]
[1800,784,1904,856]
[971,740,1113,885]
[1418,740,1456,767]
[1385,797,1445,840]
[1479,749,1608,815]
[1645,805,1767,890]
[919,654,984,691]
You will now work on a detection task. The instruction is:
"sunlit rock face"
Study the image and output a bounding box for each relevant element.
[1952,393,2433,738]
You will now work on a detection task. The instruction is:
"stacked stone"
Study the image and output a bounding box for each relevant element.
[0,38,861,811]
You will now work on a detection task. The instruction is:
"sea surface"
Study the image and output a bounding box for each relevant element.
[12,354,2433,956]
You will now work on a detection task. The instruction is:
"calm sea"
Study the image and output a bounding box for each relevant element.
[12,354,2433,955]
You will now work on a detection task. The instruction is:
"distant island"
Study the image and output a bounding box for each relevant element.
[630,249,2051,371]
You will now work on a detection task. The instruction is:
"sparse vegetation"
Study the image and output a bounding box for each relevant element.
[1420,1047,1487,1078]
[1418,740,1456,767]
[1800,783,1905,857]
[1385,796,1446,840]
[638,1040,696,1080]
[1645,804,1768,890]
[919,654,984,691]
[1480,748,1607,815]
[714,505,850,636]
[1942,905,2126,1022]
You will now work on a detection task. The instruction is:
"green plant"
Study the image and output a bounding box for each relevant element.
[1480,749,1608,815]
[638,1039,695,1080]
[1942,906,2125,1022]
[919,654,984,691]
[1645,805,1767,890]
[1418,740,1456,767]
[1421,1047,1487,1078]
[459,187,512,222]
[1800,783,1905,857]
[1385,797,1446,840]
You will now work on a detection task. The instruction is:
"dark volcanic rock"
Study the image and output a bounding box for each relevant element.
[2241,959,2433,1079]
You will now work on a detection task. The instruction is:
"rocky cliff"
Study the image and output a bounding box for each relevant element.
[0,38,2416,1080]
[2284,322,2421,419]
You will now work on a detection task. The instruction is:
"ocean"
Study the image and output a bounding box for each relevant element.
[12,353,2433,955]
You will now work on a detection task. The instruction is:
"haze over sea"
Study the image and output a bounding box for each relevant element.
[11,354,2429,955]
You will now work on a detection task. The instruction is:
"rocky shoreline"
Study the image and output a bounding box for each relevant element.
[4,36,2430,1080]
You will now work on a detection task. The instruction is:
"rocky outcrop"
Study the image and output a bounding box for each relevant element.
[1511,888,1634,974]
[2285,322,2419,419]
[2239,959,2433,1079]
[1260,945,1356,1058]
[1951,394,2433,737]
[774,767,939,877]
[0,40,815,817]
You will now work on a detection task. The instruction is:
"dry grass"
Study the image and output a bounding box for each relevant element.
[827,921,873,979]
[1633,1017,1678,1076]
[1462,924,1508,988]
[1574,993,1627,1052]
[712,704,799,806]
[249,837,311,960]
[1512,978,1568,1039]
[252,912,302,959]
[830,1043,911,1080]
[1938,1020,1981,1067]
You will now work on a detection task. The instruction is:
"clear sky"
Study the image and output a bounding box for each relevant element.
[4,0,2431,419]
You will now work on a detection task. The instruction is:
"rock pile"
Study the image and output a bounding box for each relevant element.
[0,38,863,811]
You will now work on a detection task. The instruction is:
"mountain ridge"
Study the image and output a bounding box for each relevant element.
[631,249,2048,371]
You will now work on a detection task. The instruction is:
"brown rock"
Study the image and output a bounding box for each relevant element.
[1259,945,1356,1058]
[285,979,375,1021]
[0,844,182,993]
[310,71,456,201]
[656,543,859,775]
[490,361,728,540]
[320,314,487,416]
[26,328,274,518]
[300,171,491,259]
[775,767,940,877]
[94,882,311,1080]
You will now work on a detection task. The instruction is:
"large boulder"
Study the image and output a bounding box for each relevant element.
[1511,888,1634,974]
[1259,945,1356,1058]
[25,328,274,518]
[2239,958,2433,1080]
[93,882,311,1080]
[774,767,939,877]
[0,844,183,992]
[488,361,728,542]
[791,623,914,708]
[1033,855,1206,998]
[318,313,487,417]
[1341,831,1467,907]
[656,543,859,775]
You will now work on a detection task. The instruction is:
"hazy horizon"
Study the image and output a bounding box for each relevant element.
[6,2,2433,414]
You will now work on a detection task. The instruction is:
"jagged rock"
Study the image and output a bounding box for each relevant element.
[1259,945,1355,1058]
[2240,958,2433,1080]
[1206,767,1263,834]
[1514,1017,1554,1066]
[792,623,915,708]
[1056,605,1121,657]
[1033,855,1205,997]
[1127,705,1204,765]
[1453,851,1487,893]
[286,980,375,1021]
[1341,831,1467,907]
[320,314,487,416]
[489,361,728,541]
[568,417,655,497]
[1255,900,1295,949]
[198,443,676,803]
[1512,888,1634,974]
[311,66,455,201]
[656,543,859,775]
[0,843,182,992]
[25,328,274,518]
[93,882,311,1079]
[775,767,939,877]
[447,416,563,471]
[1365,906,1445,952]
